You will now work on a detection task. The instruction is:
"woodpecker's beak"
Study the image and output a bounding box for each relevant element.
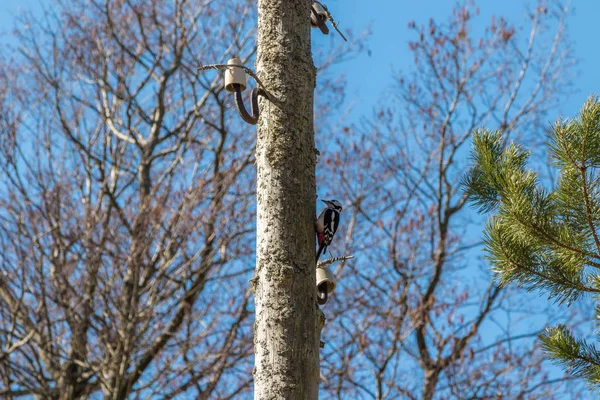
[321,199,332,206]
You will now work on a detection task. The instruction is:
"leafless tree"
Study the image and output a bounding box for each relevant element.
[1,0,587,398]
[0,0,258,397]
[318,1,583,399]
[0,0,363,398]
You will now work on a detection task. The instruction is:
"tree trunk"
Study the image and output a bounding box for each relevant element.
[422,368,441,400]
[253,0,318,399]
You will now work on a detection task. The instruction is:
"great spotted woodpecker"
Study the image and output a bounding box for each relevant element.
[315,199,343,262]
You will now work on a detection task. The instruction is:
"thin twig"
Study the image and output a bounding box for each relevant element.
[317,255,354,268]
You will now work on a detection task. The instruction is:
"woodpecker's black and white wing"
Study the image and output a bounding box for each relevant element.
[315,199,343,262]
[322,208,340,245]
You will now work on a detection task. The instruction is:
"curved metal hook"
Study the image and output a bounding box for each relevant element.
[311,5,329,35]
[317,287,328,305]
[233,84,265,125]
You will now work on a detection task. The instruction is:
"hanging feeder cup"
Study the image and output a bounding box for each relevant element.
[316,266,336,305]
[224,57,247,93]
[223,57,263,125]
[311,2,329,35]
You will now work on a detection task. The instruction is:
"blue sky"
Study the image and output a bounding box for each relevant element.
[1,0,598,396]
[2,0,597,118]
[313,2,598,395]
[318,0,600,121]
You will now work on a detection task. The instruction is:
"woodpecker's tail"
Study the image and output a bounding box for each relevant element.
[316,244,326,262]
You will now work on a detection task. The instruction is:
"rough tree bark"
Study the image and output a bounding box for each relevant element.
[254,0,319,399]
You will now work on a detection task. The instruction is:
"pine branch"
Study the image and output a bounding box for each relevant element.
[540,325,600,388]
[466,96,600,389]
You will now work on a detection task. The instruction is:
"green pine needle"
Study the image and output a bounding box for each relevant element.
[540,325,600,388]
[465,95,600,388]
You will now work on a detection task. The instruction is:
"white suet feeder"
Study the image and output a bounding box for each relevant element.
[224,57,247,93]
[316,266,336,304]
[197,57,267,125]
[223,57,264,125]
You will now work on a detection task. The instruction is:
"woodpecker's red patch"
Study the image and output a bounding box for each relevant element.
[317,232,325,245]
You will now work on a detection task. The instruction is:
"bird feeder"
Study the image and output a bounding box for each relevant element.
[311,2,329,26]
[311,2,329,35]
[223,57,264,125]
[224,57,247,93]
[316,266,336,304]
